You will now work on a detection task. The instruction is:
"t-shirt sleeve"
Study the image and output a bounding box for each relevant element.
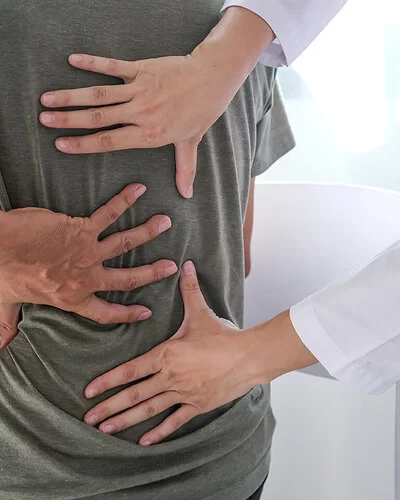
[251,81,295,178]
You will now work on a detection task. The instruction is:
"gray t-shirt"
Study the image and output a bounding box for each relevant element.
[0,1,294,499]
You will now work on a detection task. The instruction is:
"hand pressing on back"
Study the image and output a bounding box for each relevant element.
[39,7,274,198]
[0,184,177,349]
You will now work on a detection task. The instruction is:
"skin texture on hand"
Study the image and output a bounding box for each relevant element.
[83,262,317,446]
[39,7,274,198]
[83,261,258,445]
[0,184,177,349]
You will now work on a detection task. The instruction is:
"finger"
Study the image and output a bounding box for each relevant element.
[99,260,178,292]
[41,84,133,108]
[96,392,179,435]
[179,261,208,316]
[0,303,22,349]
[84,374,169,426]
[68,54,138,81]
[174,139,198,199]
[139,404,199,446]
[99,215,172,260]
[72,295,152,325]
[40,103,131,130]
[84,349,163,399]
[90,183,146,233]
[54,125,165,154]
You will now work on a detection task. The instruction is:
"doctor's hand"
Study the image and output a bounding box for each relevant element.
[39,7,274,199]
[83,261,262,445]
[0,184,177,349]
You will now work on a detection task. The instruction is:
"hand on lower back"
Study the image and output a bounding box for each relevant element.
[0,184,177,349]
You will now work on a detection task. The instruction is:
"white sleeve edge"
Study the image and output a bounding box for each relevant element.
[290,300,392,395]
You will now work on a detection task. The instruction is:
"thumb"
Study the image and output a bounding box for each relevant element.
[171,261,208,340]
[179,261,209,320]
[0,303,22,349]
[174,138,200,199]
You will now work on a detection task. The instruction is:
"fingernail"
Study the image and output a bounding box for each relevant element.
[42,92,56,106]
[185,185,193,198]
[159,217,172,233]
[101,423,116,434]
[40,112,55,125]
[138,310,152,321]
[134,185,146,198]
[85,388,98,399]
[85,414,99,426]
[56,139,69,151]
[141,440,152,447]
[70,54,84,64]
[164,263,178,278]
[183,261,195,276]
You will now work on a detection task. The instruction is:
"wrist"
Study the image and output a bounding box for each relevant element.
[244,310,318,386]
[193,6,274,83]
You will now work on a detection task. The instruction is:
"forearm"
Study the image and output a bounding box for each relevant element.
[244,310,318,386]
[192,6,275,88]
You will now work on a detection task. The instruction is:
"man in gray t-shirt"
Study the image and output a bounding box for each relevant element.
[0,1,294,498]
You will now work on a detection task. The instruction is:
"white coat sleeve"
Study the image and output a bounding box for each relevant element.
[290,239,400,395]
[221,0,348,67]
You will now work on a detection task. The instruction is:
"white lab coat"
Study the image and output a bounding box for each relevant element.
[290,240,400,395]
[223,0,400,395]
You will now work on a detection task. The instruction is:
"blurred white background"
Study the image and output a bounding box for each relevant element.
[259,0,400,191]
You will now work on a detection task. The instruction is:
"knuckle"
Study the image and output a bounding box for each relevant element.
[68,277,87,291]
[0,321,16,336]
[153,265,165,282]
[104,205,119,223]
[123,274,139,291]
[146,219,160,240]
[122,364,136,382]
[142,124,166,146]
[58,112,69,127]
[161,345,177,368]
[54,296,76,311]
[128,389,141,406]
[121,193,133,211]
[69,137,81,152]
[92,87,108,105]
[143,401,157,417]
[108,58,118,72]
[77,216,92,231]
[91,109,106,127]
[76,255,95,269]
[183,279,200,293]
[97,132,113,151]
[120,235,135,254]
[58,90,71,107]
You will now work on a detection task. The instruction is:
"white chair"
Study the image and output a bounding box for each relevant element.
[244,182,400,500]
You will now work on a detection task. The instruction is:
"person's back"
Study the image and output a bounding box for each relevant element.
[0,1,292,498]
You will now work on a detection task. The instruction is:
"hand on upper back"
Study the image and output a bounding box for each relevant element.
[39,8,274,199]
[39,52,233,199]
[0,184,177,349]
